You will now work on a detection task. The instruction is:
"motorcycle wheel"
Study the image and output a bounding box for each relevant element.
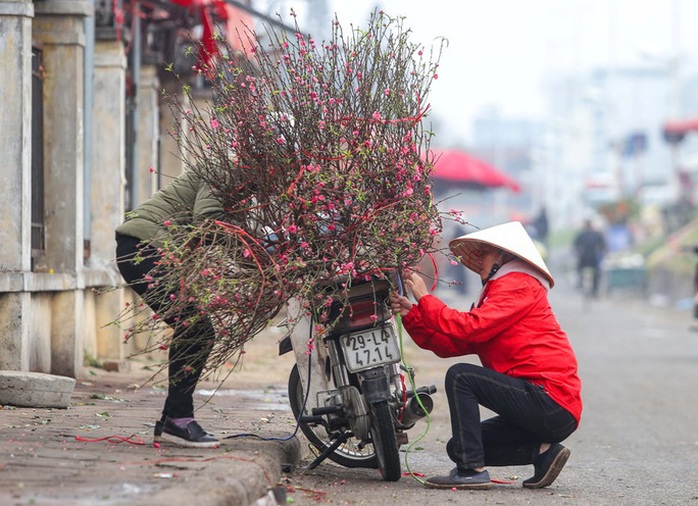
[369,399,402,482]
[288,364,379,469]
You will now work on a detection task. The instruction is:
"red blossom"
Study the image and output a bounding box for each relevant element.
[118,10,448,379]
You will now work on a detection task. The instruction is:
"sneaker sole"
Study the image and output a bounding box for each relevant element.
[523,447,570,489]
[158,432,220,449]
[424,481,492,491]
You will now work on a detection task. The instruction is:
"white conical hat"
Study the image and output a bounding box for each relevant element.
[449,221,554,287]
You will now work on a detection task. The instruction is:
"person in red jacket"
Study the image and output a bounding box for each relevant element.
[390,221,581,490]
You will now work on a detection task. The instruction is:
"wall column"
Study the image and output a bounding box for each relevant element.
[34,0,92,377]
[88,37,127,361]
[0,0,34,371]
[158,75,188,183]
[136,62,161,197]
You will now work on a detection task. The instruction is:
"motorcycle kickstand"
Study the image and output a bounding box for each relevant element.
[303,432,350,471]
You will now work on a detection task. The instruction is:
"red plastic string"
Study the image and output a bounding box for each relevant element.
[74,434,146,445]
[491,478,518,485]
[427,252,438,291]
[398,373,408,422]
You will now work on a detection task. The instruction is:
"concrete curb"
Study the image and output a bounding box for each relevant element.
[135,438,301,506]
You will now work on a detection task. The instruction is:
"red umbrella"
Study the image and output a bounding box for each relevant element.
[429,148,521,192]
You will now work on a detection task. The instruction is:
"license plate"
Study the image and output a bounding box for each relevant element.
[341,326,401,372]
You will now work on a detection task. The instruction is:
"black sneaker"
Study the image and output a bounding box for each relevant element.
[424,468,491,490]
[154,417,220,448]
[523,443,570,489]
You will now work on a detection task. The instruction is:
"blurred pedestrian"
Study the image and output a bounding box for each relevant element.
[573,219,607,297]
[532,207,549,245]
[390,221,582,490]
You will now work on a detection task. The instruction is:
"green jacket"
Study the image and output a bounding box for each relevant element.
[116,170,224,246]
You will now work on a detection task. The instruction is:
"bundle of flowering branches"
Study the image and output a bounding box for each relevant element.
[121,10,446,377]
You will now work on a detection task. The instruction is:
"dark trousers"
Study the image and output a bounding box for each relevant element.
[445,363,577,469]
[577,261,601,296]
[115,233,214,419]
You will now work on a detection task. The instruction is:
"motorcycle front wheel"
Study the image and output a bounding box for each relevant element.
[369,399,402,482]
[288,364,379,469]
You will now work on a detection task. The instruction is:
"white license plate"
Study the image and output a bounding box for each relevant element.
[341,326,401,372]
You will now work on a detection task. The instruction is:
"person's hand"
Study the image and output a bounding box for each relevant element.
[389,291,413,317]
[404,272,429,301]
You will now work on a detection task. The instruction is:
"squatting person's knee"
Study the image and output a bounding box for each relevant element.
[445,363,482,388]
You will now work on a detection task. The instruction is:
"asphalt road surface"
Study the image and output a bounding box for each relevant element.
[245,279,698,506]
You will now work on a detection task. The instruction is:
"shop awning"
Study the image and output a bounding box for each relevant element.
[662,117,698,144]
[429,148,521,192]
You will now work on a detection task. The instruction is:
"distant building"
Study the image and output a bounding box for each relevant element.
[469,107,544,219]
[538,62,698,229]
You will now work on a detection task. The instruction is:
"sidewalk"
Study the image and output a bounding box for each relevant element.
[0,363,301,506]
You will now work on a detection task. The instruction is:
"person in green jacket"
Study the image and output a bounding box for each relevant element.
[115,170,224,448]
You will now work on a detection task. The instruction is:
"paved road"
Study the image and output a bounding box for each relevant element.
[278,281,698,505]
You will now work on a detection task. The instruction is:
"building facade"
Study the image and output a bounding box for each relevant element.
[0,0,257,377]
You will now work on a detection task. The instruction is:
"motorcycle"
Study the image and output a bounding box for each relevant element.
[278,273,436,481]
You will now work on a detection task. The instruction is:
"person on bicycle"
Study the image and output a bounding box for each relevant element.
[390,221,582,490]
[573,218,607,298]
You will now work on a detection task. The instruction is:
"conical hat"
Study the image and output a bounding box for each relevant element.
[449,221,554,287]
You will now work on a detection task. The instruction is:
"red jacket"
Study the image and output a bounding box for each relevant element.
[402,270,582,424]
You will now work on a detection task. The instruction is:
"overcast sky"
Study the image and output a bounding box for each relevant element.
[261,0,698,143]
